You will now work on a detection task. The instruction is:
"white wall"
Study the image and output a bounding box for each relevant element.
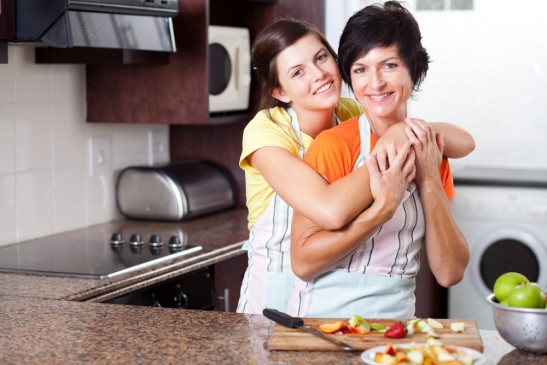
[0,45,170,246]
[326,0,547,170]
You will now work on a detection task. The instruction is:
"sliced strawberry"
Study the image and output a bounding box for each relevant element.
[384,321,407,339]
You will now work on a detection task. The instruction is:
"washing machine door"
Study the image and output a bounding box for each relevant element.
[470,226,547,298]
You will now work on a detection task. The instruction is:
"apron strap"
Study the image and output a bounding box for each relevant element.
[287,107,305,159]
[355,114,371,169]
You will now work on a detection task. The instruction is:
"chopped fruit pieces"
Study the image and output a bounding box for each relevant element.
[384,321,406,339]
[318,321,346,334]
[384,343,396,356]
[371,323,386,331]
[406,318,420,335]
[372,339,478,365]
[426,318,444,329]
[348,315,371,334]
[451,322,466,333]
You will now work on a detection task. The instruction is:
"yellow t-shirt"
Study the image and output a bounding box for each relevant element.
[240,98,364,229]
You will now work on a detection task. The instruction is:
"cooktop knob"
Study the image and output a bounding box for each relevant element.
[111,244,123,254]
[168,235,183,248]
[148,234,163,247]
[149,246,163,255]
[129,233,144,246]
[169,246,183,253]
[130,245,143,254]
[110,232,124,245]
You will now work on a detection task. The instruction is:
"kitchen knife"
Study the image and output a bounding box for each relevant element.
[263,308,357,352]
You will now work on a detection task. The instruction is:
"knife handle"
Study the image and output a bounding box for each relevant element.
[263,308,304,328]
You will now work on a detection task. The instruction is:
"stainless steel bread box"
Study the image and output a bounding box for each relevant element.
[116,160,236,221]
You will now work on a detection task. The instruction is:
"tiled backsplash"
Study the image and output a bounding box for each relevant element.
[0,45,170,245]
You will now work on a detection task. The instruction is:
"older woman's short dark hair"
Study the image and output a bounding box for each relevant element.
[337,1,430,93]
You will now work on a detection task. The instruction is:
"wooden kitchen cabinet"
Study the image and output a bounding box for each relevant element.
[213,252,247,312]
[86,0,324,124]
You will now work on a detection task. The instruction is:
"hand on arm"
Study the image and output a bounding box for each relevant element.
[405,123,470,287]
[290,142,416,281]
[373,119,474,169]
[406,118,475,159]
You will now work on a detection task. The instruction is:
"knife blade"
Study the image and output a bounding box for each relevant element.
[263,308,357,352]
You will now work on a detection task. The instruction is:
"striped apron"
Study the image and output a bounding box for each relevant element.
[286,114,424,318]
[236,108,305,314]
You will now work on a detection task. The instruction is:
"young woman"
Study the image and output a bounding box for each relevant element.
[289,2,470,318]
[237,17,474,314]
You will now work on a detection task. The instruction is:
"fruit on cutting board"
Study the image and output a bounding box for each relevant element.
[450,322,466,333]
[348,315,371,334]
[493,272,546,309]
[384,321,406,339]
[318,321,345,334]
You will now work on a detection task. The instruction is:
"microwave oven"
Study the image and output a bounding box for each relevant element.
[208,25,251,113]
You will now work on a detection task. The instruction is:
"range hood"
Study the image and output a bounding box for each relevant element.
[15,0,178,64]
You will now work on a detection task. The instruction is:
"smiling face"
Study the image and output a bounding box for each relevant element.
[350,44,412,126]
[271,33,341,114]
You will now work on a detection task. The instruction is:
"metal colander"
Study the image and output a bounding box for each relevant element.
[486,294,547,354]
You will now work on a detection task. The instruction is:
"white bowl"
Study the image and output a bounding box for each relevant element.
[485,293,547,354]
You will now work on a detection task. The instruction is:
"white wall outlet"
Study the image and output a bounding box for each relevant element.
[148,129,170,166]
[88,136,111,176]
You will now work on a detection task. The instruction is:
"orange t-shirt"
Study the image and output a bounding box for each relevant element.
[304,116,455,199]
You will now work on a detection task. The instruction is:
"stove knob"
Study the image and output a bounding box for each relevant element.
[129,233,144,246]
[149,246,163,255]
[111,244,123,254]
[169,246,183,254]
[148,234,164,247]
[168,235,183,248]
[110,232,124,245]
[130,245,143,254]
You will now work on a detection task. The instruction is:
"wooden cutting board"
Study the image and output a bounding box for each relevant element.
[267,318,483,352]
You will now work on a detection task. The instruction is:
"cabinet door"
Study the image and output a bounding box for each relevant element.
[214,253,247,312]
[0,0,15,40]
[86,0,208,124]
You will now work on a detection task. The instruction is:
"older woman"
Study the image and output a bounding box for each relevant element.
[289,1,470,318]
[237,14,473,315]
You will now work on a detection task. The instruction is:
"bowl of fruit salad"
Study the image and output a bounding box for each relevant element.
[486,272,547,354]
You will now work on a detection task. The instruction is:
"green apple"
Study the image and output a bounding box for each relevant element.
[493,272,529,302]
[507,283,546,309]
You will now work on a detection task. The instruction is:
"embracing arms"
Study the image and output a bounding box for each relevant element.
[250,119,474,231]
[289,120,470,285]
[290,141,416,281]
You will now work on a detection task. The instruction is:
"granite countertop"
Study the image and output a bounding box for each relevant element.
[1,295,544,364]
[0,209,544,364]
[0,209,249,302]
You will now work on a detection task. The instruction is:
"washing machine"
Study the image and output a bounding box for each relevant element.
[448,167,547,330]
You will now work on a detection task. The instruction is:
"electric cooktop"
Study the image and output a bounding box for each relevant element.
[0,231,202,279]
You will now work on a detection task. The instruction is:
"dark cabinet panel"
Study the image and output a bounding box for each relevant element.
[87,0,208,124]
[0,0,15,39]
[277,0,325,30]
[214,253,247,312]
